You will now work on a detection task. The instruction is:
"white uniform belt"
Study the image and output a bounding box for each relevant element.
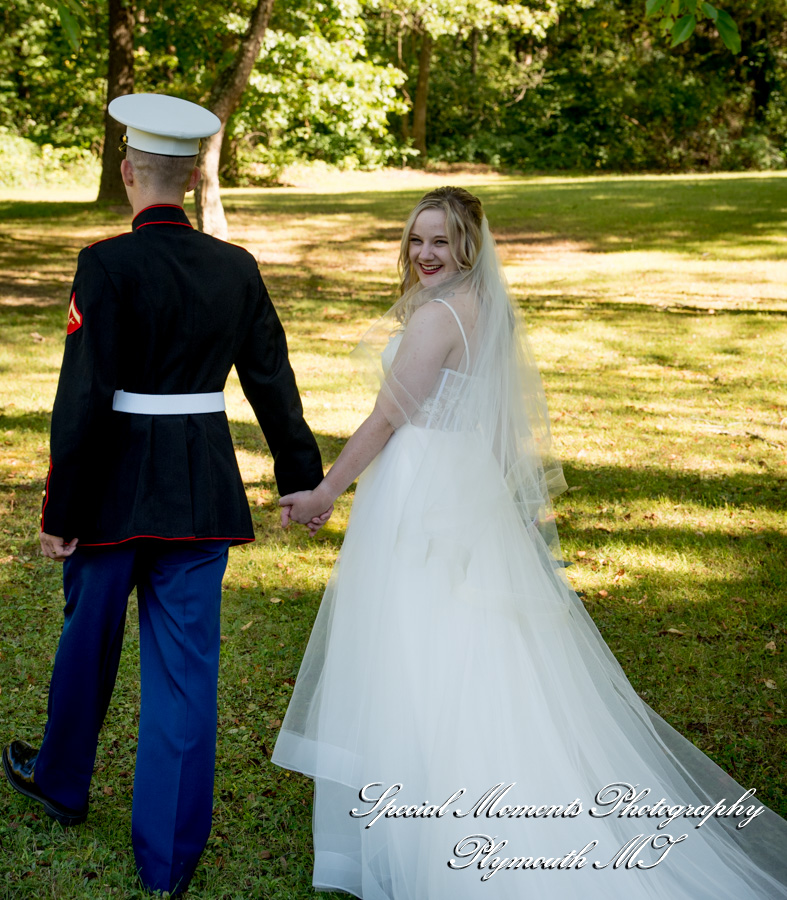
[112,390,225,415]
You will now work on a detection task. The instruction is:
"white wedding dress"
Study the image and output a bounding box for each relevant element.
[272,294,787,899]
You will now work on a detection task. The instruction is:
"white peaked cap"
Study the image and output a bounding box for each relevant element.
[108,93,221,157]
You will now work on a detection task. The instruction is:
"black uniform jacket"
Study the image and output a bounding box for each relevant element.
[41,204,323,546]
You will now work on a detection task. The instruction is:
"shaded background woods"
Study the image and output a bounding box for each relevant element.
[1,0,785,194]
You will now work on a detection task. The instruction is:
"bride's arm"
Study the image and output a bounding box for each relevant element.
[296,402,395,516]
[281,301,461,524]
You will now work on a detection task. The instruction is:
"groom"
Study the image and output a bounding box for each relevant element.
[2,93,325,895]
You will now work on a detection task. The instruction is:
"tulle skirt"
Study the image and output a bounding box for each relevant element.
[272,424,787,899]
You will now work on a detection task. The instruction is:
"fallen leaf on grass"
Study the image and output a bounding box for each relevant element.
[269,597,282,604]
[761,679,778,690]
[29,332,45,343]
[259,849,272,860]
[102,786,114,796]
[658,628,685,637]
[240,620,253,631]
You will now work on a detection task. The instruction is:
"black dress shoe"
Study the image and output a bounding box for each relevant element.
[2,740,87,826]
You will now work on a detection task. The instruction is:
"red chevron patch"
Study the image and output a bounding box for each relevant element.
[67,293,83,334]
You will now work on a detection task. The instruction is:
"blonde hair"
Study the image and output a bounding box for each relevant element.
[397,187,484,298]
[127,146,197,195]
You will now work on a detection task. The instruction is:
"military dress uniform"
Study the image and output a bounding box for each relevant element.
[30,198,323,894]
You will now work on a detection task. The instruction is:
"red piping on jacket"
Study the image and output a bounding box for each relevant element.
[40,458,53,530]
[78,535,254,547]
[135,220,193,230]
[88,232,128,249]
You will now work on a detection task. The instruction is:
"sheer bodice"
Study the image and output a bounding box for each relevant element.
[381,299,479,433]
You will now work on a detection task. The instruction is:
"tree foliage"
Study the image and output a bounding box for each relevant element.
[1,0,785,184]
[364,0,560,156]
[646,0,741,53]
[227,0,408,176]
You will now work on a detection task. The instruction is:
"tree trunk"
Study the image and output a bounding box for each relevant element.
[97,0,134,204]
[397,29,410,142]
[412,32,432,162]
[219,130,237,182]
[195,0,275,238]
[471,28,479,78]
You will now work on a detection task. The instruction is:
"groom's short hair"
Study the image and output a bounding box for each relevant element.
[126,146,197,195]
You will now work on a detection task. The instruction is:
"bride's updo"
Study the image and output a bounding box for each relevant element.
[397,187,484,298]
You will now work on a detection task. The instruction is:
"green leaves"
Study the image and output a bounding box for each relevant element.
[716,10,742,54]
[645,0,741,54]
[646,0,670,16]
[701,2,718,21]
[670,13,696,46]
[57,4,81,52]
[41,0,84,53]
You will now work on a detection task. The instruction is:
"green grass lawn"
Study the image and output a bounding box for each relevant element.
[0,170,785,898]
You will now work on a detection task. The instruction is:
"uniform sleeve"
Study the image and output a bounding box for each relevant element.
[41,246,120,538]
[234,273,323,496]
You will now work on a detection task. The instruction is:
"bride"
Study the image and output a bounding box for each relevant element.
[273,187,787,899]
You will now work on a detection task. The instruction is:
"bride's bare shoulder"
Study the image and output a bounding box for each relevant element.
[429,292,479,330]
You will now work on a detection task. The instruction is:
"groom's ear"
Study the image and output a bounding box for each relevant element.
[120,158,135,187]
[186,167,201,193]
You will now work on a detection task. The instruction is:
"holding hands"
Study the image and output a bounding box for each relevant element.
[279,401,396,536]
[280,488,334,536]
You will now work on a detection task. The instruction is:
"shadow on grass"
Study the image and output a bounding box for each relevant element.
[224,175,787,256]
[0,410,51,434]
[2,175,786,264]
[0,199,128,223]
[560,460,787,511]
[523,294,787,318]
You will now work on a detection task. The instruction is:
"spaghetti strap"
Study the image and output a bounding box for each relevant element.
[432,298,470,371]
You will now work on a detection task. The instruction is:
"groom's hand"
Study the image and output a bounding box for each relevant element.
[40,531,79,561]
[279,491,333,535]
